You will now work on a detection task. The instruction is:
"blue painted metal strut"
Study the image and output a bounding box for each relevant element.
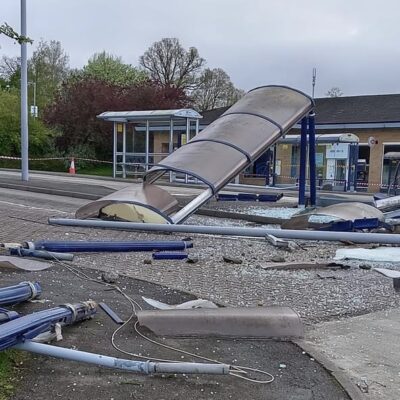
[29,240,193,253]
[0,302,96,351]
[298,117,308,206]
[308,113,316,206]
[0,282,41,306]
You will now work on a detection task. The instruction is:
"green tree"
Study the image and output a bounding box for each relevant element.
[0,88,54,156]
[192,68,244,111]
[29,40,70,113]
[83,51,147,86]
[139,38,205,90]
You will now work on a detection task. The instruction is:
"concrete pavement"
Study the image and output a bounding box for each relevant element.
[303,308,400,399]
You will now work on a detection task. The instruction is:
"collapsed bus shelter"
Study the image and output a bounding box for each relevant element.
[78,86,315,224]
[97,109,202,179]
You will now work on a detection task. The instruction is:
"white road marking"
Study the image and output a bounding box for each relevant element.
[0,199,68,214]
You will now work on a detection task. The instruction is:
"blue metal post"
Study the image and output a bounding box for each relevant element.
[308,113,317,206]
[298,117,308,206]
[272,145,277,186]
[265,149,271,185]
[349,143,359,192]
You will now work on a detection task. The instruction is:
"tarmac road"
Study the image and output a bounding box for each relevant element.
[1,267,349,400]
[0,187,352,399]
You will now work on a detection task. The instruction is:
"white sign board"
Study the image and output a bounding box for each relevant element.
[326,143,349,159]
[326,159,336,179]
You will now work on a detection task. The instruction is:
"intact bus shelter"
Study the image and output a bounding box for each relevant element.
[97,109,202,179]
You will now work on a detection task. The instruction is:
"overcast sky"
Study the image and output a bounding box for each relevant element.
[1,0,399,97]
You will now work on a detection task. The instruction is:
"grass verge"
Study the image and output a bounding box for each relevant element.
[0,350,28,400]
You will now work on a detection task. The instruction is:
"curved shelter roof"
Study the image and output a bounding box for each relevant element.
[145,85,314,193]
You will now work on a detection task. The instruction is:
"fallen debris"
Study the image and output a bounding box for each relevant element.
[270,256,286,263]
[265,234,298,251]
[136,306,304,339]
[142,297,218,310]
[316,272,339,280]
[16,341,230,376]
[0,301,96,350]
[152,251,188,260]
[335,247,400,263]
[101,271,119,284]
[223,255,243,264]
[28,239,193,253]
[99,302,124,324]
[375,194,400,212]
[0,281,41,306]
[256,262,344,271]
[0,256,51,271]
[374,268,400,291]
[186,255,199,264]
[9,247,74,261]
[281,202,384,230]
[49,218,400,245]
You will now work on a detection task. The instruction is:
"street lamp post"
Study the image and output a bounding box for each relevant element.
[20,0,29,181]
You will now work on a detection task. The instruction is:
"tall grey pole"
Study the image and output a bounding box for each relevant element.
[20,0,29,181]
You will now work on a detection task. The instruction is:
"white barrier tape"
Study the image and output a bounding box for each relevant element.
[0,156,113,164]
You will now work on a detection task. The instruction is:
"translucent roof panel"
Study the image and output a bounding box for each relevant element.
[97,109,202,122]
[145,86,314,192]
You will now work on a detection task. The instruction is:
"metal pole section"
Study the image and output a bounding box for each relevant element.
[145,120,150,171]
[20,0,29,181]
[112,123,116,178]
[272,145,277,186]
[122,123,126,179]
[308,113,317,206]
[195,119,200,184]
[169,119,174,154]
[265,149,270,186]
[186,118,190,143]
[353,143,359,192]
[48,218,400,245]
[171,188,214,224]
[169,118,174,182]
[298,117,308,206]
[185,118,190,184]
[15,341,229,375]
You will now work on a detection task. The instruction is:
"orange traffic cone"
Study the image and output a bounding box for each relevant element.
[69,158,76,174]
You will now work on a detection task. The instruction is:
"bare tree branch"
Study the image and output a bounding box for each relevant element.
[139,38,205,91]
[326,87,343,97]
[192,68,244,111]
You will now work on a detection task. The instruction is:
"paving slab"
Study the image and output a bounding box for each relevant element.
[304,308,400,400]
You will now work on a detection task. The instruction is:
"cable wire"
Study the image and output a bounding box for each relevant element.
[48,253,274,384]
